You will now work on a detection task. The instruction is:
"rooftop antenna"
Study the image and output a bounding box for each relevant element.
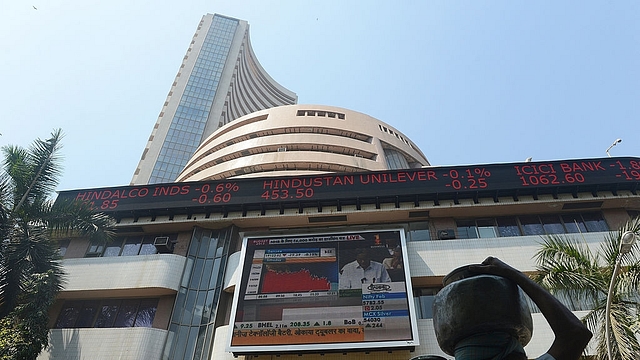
[606,138,622,157]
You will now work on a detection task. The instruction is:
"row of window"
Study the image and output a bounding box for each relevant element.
[55,299,158,329]
[84,235,177,258]
[456,212,608,239]
[296,109,346,119]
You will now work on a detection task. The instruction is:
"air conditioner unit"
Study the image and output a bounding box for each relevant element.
[153,236,174,253]
[277,147,287,152]
[438,229,456,240]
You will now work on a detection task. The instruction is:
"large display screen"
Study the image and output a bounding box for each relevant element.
[55,157,640,213]
[227,229,418,353]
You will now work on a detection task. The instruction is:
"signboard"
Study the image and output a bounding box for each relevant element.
[227,229,418,353]
[55,157,640,213]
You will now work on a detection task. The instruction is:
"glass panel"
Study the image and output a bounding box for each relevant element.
[541,215,565,234]
[582,213,608,232]
[200,259,214,290]
[114,300,139,327]
[182,291,197,324]
[122,236,143,256]
[209,258,222,288]
[197,233,210,258]
[478,227,497,238]
[188,230,201,257]
[192,292,207,326]
[419,294,436,319]
[86,240,104,256]
[75,300,99,328]
[408,222,430,241]
[55,301,82,328]
[184,326,200,360]
[206,232,219,258]
[172,325,190,360]
[561,214,587,233]
[94,301,120,328]
[497,217,521,237]
[202,289,216,325]
[456,220,478,239]
[103,239,123,257]
[139,236,157,255]
[134,299,158,327]
[189,258,205,289]
[520,215,544,235]
[192,326,209,360]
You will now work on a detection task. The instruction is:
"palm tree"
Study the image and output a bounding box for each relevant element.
[0,129,115,359]
[533,216,640,360]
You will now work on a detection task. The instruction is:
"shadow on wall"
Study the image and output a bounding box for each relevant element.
[39,329,81,360]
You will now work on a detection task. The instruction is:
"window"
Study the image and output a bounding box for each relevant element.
[519,215,545,236]
[408,222,431,241]
[454,212,608,240]
[414,288,440,319]
[497,217,521,237]
[55,298,159,329]
[456,220,478,239]
[456,219,497,239]
[84,234,177,258]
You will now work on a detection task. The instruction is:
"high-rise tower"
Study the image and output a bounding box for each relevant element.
[131,14,297,185]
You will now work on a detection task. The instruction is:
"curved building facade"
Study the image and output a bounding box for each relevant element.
[177,105,430,182]
[131,14,297,185]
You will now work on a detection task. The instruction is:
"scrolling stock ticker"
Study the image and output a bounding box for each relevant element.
[57,157,640,212]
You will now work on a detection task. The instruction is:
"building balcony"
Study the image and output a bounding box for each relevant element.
[59,254,186,298]
[37,328,167,360]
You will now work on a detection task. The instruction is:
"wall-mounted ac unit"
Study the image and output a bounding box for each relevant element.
[277,147,287,152]
[438,229,456,240]
[153,236,174,253]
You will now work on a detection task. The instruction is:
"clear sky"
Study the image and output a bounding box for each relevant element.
[2,1,639,191]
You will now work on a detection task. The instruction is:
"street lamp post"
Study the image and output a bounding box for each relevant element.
[605,231,637,360]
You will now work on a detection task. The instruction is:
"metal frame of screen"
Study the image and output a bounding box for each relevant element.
[226,228,419,354]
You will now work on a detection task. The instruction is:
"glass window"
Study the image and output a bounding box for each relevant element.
[582,213,608,232]
[477,219,497,238]
[456,220,478,239]
[139,236,158,255]
[103,240,123,257]
[75,301,99,328]
[134,299,158,327]
[520,215,544,235]
[55,301,81,328]
[561,214,587,233]
[114,300,139,327]
[94,301,119,328]
[122,236,142,256]
[408,222,431,241]
[414,288,439,319]
[497,217,521,237]
[86,240,105,257]
[540,215,565,234]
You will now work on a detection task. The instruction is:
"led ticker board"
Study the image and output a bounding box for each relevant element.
[227,229,418,353]
[55,157,640,213]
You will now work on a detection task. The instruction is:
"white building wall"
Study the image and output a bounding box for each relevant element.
[38,328,167,360]
[62,254,186,294]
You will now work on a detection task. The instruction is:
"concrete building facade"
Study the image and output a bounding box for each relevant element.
[44,149,640,359]
[131,14,297,185]
[177,105,430,182]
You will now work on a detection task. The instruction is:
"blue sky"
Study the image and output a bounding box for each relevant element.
[1,1,639,191]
